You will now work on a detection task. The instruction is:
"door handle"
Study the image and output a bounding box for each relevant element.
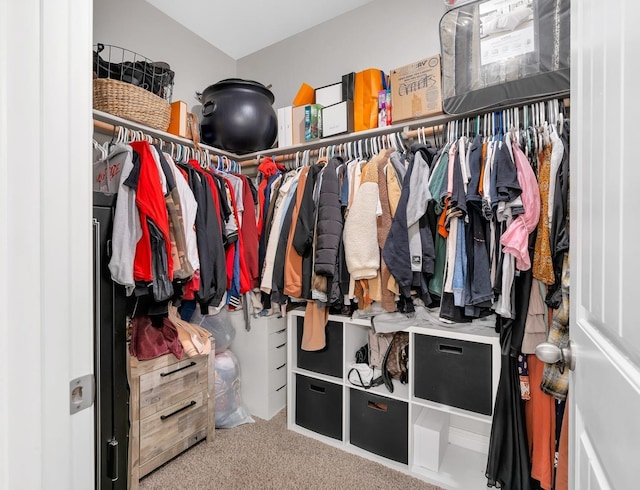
[535,340,576,371]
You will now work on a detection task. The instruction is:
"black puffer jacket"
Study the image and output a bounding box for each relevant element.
[314,156,344,278]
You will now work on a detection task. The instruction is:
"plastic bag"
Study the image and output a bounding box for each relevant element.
[354,69,387,132]
[190,307,236,354]
[213,350,254,429]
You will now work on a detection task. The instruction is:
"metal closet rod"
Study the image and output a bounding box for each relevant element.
[241,95,570,168]
[93,94,570,169]
[242,125,445,166]
[92,114,237,160]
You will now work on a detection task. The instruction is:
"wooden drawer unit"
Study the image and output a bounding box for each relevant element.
[128,349,215,489]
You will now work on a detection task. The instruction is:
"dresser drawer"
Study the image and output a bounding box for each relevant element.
[139,389,208,467]
[269,383,287,416]
[139,355,208,420]
[269,360,288,392]
[268,342,287,371]
[268,324,287,350]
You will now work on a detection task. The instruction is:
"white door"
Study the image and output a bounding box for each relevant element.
[570,0,640,488]
[0,1,94,489]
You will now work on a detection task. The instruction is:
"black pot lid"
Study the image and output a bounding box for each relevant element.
[202,78,274,104]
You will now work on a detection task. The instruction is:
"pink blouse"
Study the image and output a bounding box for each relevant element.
[500,141,541,271]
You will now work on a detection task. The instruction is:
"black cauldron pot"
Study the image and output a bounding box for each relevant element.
[198,78,277,154]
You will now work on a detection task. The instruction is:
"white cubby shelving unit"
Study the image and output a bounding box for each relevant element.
[286,308,501,489]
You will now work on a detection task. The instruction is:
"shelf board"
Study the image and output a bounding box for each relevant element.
[411,443,489,489]
[291,367,343,385]
[239,111,456,162]
[92,109,238,159]
[346,378,410,403]
[332,315,371,327]
[410,397,493,425]
[95,90,570,168]
[239,90,570,163]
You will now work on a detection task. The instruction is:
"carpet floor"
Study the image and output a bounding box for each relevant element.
[139,409,442,490]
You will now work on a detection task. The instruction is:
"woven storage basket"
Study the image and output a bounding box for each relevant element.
[93,78,171,131]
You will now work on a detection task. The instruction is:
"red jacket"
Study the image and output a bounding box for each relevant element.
[130,141,173,283]
[238,174,259,289]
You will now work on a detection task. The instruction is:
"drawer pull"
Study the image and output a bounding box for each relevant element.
[160,361,196,377]
[367,401,388,412]
[274,328,286,334]
[438,344,463,355]
[275,343,286,349]
[309,384,325,394]
[160,400,196,420]
[276,363,286,370]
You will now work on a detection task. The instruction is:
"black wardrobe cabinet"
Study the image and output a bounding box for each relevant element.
[93,191,129,489]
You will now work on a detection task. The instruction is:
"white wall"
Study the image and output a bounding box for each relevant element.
[237,0,447,109]
[93,0,236,109]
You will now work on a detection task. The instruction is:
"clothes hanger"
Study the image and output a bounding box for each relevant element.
[93,139,107,160]
[389,133,398,152]
[557,99,564,135]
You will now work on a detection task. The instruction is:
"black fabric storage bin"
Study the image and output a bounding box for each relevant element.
[295,375,343,440]
[349,389,408,464]
[296,317,343,378]
[414,335,492,415]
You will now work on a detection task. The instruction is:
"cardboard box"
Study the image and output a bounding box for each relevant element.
[291,105,306,145]
[390,55,443,123]
[167,100,189,138]
[315,83,343,107]
[413,407,449,472]
[322,100,353,138]
[277,106,293,147]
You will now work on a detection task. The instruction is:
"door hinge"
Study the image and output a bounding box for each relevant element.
[69,374,95,414]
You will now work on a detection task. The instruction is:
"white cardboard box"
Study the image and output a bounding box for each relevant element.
[414,407,450,472]
[321,100,353,138]
[277,106,293,147]
[291,105,306,145]
[315,82,343,107]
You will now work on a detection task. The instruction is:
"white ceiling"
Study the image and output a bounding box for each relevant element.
[146,0,376,60]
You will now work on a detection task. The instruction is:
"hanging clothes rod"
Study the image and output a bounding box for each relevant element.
[92,113,244,173]
[403,124,444,140]
[240,124,445,167]
[92,109,237,159]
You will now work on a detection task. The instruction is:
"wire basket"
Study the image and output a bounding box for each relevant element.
[93,44,174,131]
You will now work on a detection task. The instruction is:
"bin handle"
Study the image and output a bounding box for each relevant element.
[309,384,325,394]
[367,401,388,412]
[438,343,463,355]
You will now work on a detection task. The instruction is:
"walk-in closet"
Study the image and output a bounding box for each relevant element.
[2,1,639,490]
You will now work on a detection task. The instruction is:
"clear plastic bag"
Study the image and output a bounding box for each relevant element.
[190,307,236,354]
[213,350,254,429]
